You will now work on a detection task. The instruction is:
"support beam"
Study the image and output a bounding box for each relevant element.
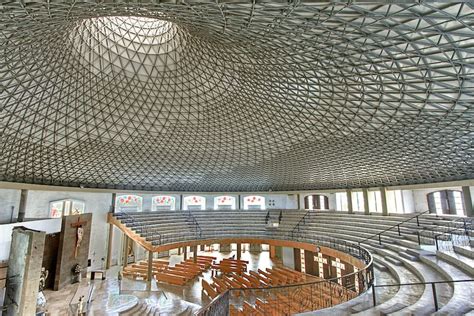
[380,187,388,216]
[347,189,353,214]
[236,243,242,260]
[238,195,241,210]
[193,245,198,263]
[147,250,153,291]
[122,234,129,268]
[363,188,370,215]
[183,246,187,260]
[462,186,473,217]
[111,193,117,213]
[106,223,114,269]
[17,189,28,222]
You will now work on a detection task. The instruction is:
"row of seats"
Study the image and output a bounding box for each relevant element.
[122,256,215,286]
[113,210,473,315]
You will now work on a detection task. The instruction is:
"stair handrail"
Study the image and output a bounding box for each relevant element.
[358,210,431,246]
[187,210,203,238]
[197,237,374,315]
[290,209,313,237]
[116,211,161,245]
[430,217,472,250]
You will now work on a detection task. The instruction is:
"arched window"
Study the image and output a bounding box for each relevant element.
[304,194,329,210]
[214,196,236,210]
[152,195,176,211]
[427,190,464,216]
[243,195,265,210]
[116,195,143,212]
[49,199,85,218]
[183,195,206,210]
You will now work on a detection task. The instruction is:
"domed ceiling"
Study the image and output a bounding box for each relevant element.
[0,1,473,191]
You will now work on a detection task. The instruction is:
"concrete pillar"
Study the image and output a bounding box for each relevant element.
[193,245,198,263]
[111,193,117,213]
[238,195,241,210]
[17,189,28,222]
[146,250,153,291]
[380,187,388,216]
[346,189,353,214]
[106,223,114,269]
[183,246,188,260]
[5,227,46,316]
[269,245,276,259]
[122,234,129,268]
[220,243,231,252]
[296,193,301,210]
[249,244,261,253]
[462,186,473,217]
[363,188,370,215]
[236,243,242,260]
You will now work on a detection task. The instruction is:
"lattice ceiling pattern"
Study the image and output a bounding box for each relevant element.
[1,1,473,191]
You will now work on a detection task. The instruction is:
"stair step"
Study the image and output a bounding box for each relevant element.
[380,302,409,315]
[398,251,419,261]
[373,261,388,272]
[405,248,421,257]
[454,245,474,259]
[384,256,403,266]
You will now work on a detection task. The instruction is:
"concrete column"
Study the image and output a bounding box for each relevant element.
[5,227,46,316]
[236,243,242,260]
[17,189,28,222]
[146,250,153,291]
[106,223,114,269]
[347,189,353,214]
[363,188,370,215]
[193,245,198,263]
[111,193,117,213]
[296,194,301,210]
[380,187,388,216]
[238,195,241,210]
[462,186,473,217]
[122,234,129,268]
[269,245,276,259]
[183,246,188,260]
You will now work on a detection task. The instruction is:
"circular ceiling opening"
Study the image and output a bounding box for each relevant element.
[71,15,184,78]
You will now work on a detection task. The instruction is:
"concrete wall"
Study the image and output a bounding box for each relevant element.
[0,189,20,223]
[24,190,114,269]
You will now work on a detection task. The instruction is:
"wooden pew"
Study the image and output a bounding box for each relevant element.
[202,279,219,299]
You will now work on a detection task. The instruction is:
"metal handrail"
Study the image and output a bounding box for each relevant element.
[372,279,474,311]
[116,211,161,245]
[358,210,431,245]
[187,210,203,238]
[290,209,313,237]
[197,238,374,315]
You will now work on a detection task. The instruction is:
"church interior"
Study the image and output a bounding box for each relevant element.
[0,1,473,315]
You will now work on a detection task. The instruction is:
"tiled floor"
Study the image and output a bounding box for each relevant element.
[42,250,278,315]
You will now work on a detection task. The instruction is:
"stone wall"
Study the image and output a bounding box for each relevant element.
[54,213,92,290]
